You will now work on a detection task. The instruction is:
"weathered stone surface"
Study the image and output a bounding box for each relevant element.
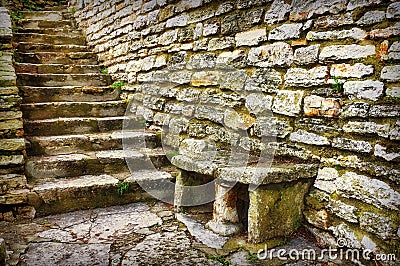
[223,109,254,130]
[216,50,247,69]
[254,117,293,138]
[207,37,234,51]
[369,22,400,39]
[314,12,354,28]
[290,130,330,145]
[168,70,192,84]
[248,181,311,242]
[218,70,247,91]
[244,69,282,93]
[389,120,400,141]
[307,28,367,41]
[347,0,381,10]
[303,95,341,117]
[293,45,320,65]
[374,143,400,161]
[315,168,400,210]
[272,90,303,116]
[357,10,385,26]
[235,28,266,46]
[343,80,384,101]
[179,139,215,160]
[290,0,347,21]
[285,66,328,87]
[268,23,302,40]
[191,71,219,86]
[0,238,5,265]
[343,121,390,138]
[332,138,372,153]
[388,41,400,60]
[175,0,203,13]
[387,1,400,19]
[340,102,369,118]
[264,0,291,24]
[166,13,189,28]
[360,212,397,240]
[0,138,25,151]
[369,105,400,117]
[194,105,224,124]
[177,213,229,248]
[216,2,234,16]
[0,174,26,193]
[329,223,362,249]
[203,22,219,36]
[245,93,273,115]
[319,44,375,61]
[381,65,400,82]
[248,42,293,67]
[327,199,358,223]
[187,53,216,70]
[330,63,373,78]
[158,29,178,45]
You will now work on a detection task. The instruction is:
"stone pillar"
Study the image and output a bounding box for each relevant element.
[206,181,242,236]
[248,180,311,243]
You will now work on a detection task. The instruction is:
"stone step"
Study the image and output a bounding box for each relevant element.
[16,27,81,35]
[14,33,86,46]
[15,63,100,74]
[20,86,120,103]
[16,42,88,53]
[21,100,127,119]
[17,73,111,86]
[31,170,173,216]
[17,52,98,65]
[25,149,168,180]
[27,131,160,156]
[18,19,73,29]
[19,11,70,21]
[24,116,145,136]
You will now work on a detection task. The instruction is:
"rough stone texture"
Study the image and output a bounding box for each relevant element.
[245,93,273,115]
[285,66,328,87]
[264,0,291,24]
[244,68,282,93]
[387,2,400,19]
[374,143,400,161]
[343,80,384,101]
[235,28,266,47]
[332,138,372,153]
[293,45,320,65]
[290,0,347,21]
[319,44,375,61]
[254,117,293,138]
[303,95,341,117]
[343,121,390,138]
[360,212,397,240]
[330,63,374,78]
[0,238,5,265]
[290,130,330,146]
[272,90,304,116]
[248,181,311,242]
[307,28,367,41]
[248,42,293,67]
[381,65,400,82]
[357,10,385,26]
[268,23,303,40]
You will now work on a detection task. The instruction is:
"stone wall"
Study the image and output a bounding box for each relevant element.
[0,6,28,220]
[69,0,400,255]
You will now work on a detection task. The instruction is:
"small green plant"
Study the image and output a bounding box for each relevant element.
[384,96,400,104]
[292,212,303,231]
[100,67,108,74]
[111,81,126,89]
[331,76,343,93]
[10,11,23,25]
[208,256,230,266]
[70,7,76,16]
[247,252,258,262]
[117,181,129,196]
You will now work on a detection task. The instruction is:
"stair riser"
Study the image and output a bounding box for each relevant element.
[20,87,120,103]
[15,64,100,74]
[24,117,144,136]
[33,182,152,217]
[17,53,98,65]
[26,155,167,179]
[16,28,81,35]
[15,34,86,45]
[19,20,73,29]
[17,74,111,86]
[28,135,160,156]
[20,12,71,21]
[17,43,88,53]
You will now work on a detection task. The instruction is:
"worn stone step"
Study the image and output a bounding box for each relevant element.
[18,19,73,29]
[14,33,86,45]
[25,149,168,180]
[21,100,127,120]
[19,11,70,21]
[15,63,100,74]
[31,170,173,216]
[17,52,98,65]
[17,73,111,86]
[20,86,120,103]
[27,131,160,156]
[16,27,81,35]
[24,116,145,136]
[16,42,88,53]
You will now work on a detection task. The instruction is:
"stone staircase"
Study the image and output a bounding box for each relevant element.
[14,6,172,216]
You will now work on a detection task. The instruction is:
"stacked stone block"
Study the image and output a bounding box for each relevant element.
[69,0,399,255]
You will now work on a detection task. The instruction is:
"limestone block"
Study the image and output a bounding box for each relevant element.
[272,90,303,116]
[248,180,311,242]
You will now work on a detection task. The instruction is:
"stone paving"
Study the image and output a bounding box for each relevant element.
[0,202,357,266]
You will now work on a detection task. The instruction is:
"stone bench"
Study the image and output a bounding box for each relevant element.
[171,139,318,243]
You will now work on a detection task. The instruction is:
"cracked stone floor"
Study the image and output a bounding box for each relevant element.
[0,202,353,265]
